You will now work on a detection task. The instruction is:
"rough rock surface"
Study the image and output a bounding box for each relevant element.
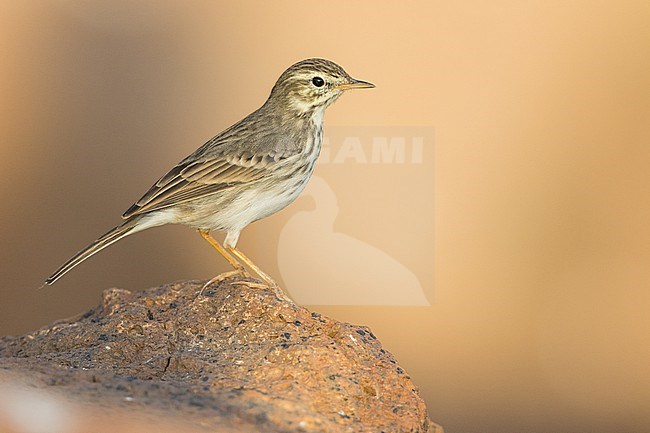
[0,278,438,432]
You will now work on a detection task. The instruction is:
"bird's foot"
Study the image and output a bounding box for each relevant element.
[200,269,248,295]
[231,281,267,289]
[231,278,294,303]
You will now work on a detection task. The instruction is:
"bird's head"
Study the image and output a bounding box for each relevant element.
[268,58,374,116]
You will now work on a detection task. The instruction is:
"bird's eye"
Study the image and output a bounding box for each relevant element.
[311,76,325,87]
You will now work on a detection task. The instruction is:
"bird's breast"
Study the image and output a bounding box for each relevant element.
[302,120,323,165]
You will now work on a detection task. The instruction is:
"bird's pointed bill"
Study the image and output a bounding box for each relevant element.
[335,79,375,90]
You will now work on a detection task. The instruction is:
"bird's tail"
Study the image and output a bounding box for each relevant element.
[45,217,145,286]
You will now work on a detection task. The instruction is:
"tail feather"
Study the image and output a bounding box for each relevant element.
[45,217,143,286]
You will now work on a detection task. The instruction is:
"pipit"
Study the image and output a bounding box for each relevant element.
[45,58,374,291]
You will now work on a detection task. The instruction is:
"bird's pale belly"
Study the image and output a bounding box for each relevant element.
[179,161,317,233]
[237,173,313,226]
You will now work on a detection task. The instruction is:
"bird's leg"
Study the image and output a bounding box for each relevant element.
[225,246,275,286]
[198,229,248,293]
[225,246,293,302]
[198,229,244,271]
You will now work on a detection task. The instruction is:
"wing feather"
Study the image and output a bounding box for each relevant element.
[122,153,280,218]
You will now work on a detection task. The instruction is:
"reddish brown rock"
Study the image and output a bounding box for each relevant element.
[0,278,439,432]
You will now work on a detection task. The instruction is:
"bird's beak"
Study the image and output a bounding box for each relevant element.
[335,78,375,90]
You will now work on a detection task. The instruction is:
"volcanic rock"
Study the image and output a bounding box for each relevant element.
[0,277,440,432]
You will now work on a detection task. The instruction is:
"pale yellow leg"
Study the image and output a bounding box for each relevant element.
[225,245,275,286]
[198,229,245,271]
[226,246,293,302]
[198,230,247,294]
[197,230,291,301]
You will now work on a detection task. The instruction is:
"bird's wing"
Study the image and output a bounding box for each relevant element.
[121,152,284,218]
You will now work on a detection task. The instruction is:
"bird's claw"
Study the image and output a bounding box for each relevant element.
[231,279,293,303]
[231,281,267,289]
[199,268,248,295]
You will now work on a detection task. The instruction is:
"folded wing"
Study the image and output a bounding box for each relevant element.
[122,152,285,219]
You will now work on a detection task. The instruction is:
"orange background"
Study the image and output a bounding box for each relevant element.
[1,2,650,432]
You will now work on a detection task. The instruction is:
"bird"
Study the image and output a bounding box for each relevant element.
[44,58,374,291]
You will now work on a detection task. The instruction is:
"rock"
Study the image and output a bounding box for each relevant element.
[0,278,440,432]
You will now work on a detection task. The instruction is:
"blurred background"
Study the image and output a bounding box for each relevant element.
[1,1,649,432]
